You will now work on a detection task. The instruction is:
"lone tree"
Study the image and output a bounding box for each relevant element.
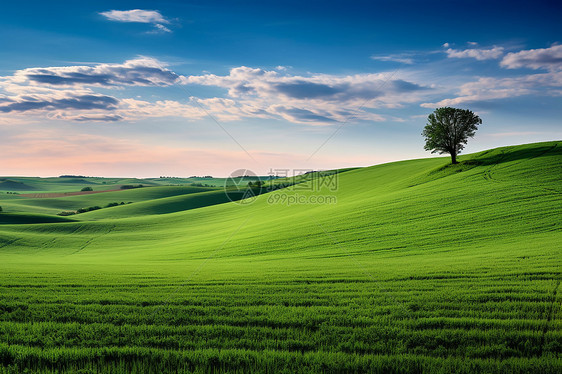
[422,107,482,164]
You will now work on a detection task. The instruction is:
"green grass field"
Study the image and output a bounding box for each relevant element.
[0,175,257,195]
[0,141,560,373]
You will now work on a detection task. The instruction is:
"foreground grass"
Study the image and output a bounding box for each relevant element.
[0,141,560,373]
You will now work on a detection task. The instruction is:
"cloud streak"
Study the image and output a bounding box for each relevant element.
[421,71,562,107]
[500,44,562,71]
[421,43,562,108]
[183,66,429,123]
[0,58,192,122]
[12,58,180,87]
[445,46,504,60]
[0,93,118,113]
[371,54,414,64]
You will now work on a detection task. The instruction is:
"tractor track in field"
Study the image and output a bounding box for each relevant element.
[481,152,506,182]
[70,224,116,255]
[482,144,561,195]
[42,236,58,249]
[0,238,21,249]
[42,224,85,249]
[538,279,560,357]
[482,143,558,181]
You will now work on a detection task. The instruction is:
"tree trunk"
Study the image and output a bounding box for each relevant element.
[451,152,457,164]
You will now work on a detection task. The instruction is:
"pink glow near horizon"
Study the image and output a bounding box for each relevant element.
[1,132,388,178]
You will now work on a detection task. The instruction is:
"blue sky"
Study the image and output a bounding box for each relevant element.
[0,0,561,177]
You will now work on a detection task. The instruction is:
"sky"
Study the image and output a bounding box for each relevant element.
[0,0,561,177]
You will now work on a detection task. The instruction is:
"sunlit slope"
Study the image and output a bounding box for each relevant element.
[0,141,559,264]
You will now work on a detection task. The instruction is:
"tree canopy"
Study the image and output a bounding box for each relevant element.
[422,107,482,164]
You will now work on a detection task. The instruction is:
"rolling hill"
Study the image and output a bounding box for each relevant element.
[0,179,37,191]
[0,186,218,216]
[0,141,560,373]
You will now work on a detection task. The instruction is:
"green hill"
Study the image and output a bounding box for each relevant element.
[0,212,76,224]
[0,176,229,194]
[0,179,36,191]
[79,188,253,219]
[0,141,560,373]
[1,186,218,216]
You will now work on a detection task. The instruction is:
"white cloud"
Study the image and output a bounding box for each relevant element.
[100,9,168,24]
[184,67,428,105]
[0,90,206,123]
[445,46,504,60]
[100,9,172,33]
[467,41,479,46]
[421,71,562,107]
[0,58,188,121]
[183,66,431,123]
[0,59,433,125]
[500,44,562,71]
[425,44,562,109]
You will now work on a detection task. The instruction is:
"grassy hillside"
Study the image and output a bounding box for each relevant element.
[0,186,218,216]
[0,141,560,373]
[0,175,256,195]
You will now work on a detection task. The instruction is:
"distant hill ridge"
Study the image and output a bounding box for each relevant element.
[0,179,36,191]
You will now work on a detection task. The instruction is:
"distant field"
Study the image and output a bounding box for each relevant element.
[0,141,560,373]
[20,189,122,198]
[0,175,264,195]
